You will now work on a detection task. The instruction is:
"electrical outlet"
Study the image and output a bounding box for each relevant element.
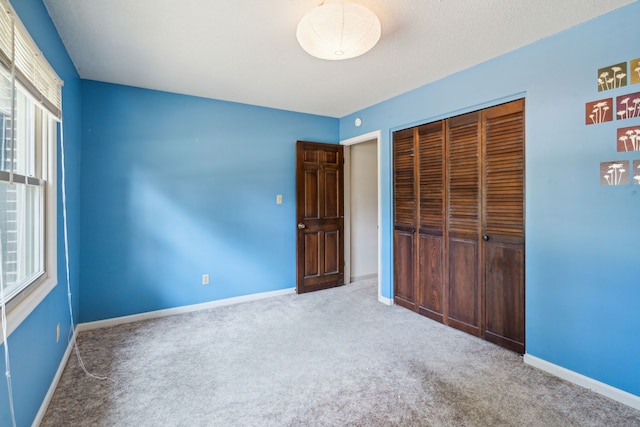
[202,274,210,285]
[56,323,60,343]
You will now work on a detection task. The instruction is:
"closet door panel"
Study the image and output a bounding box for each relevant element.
[394,229,416,310]
[418,122,444,229]
[448,237,479,335]
[483,101,524,239]
[446,112,481,334]
[482,100,525,353]
[485,242,524,352]
[447,112,480,235]
[417,122,444,320]
[418,233,443,321]
[393,128,417,309]
[393,129,416,229]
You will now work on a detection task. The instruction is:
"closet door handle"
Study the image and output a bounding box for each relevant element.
[482,235,490,241]
[298,223,306,229]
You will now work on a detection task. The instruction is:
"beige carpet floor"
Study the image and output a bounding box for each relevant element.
[41,279,640,426]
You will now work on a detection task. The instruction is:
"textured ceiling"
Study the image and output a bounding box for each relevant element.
[43,0,634,118]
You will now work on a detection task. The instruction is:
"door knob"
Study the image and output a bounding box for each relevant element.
[298,223,306,229]
[482,235,490,241]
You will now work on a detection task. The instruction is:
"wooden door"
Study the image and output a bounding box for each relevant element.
[392,100,525,353]
[296,141,344,294]
[393,128,417,310]
[481,100,525,353]
[446,111,481,337]
[417,122,445,322]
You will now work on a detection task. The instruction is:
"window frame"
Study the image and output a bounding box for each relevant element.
[0,0,61,338]
[0,88,57,337]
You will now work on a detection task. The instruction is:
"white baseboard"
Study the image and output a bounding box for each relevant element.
[78,287,296,332]
[350,273,378,282]
[378,294,393,306]
[32,327,78,427]
[523,354,640,411]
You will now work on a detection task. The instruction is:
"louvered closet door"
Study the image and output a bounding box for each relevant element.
[446,112,481,336]
[392,99,525,353]
[482,100,525,353]
[393,128,417,310]
[417,122,445,322]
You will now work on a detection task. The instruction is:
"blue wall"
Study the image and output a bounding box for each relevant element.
[0,0,82,426]
[79,82,338,322]
[340,3,640,397]
[2,1,639,425]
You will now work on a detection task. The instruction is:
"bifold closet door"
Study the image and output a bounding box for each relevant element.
[446,112,482,336]
[482,100,525,353]
[417,122,445,322]
[392,99,525,353]
[393,128,417,310]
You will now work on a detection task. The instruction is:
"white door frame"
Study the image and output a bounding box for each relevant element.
[341,130,382,302]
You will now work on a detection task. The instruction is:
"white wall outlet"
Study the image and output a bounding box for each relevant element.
[202,274,210,285]
[56,323,60,343]
[276,194,283,205]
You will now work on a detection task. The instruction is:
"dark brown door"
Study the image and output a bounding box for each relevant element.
[417,122,445,322]
[392,99,525,353]
[446,111,482,337]
[393,129,417,310]
[482,100,525,353]
[296,141,344,294]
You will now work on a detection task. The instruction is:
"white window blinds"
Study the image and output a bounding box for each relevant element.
[0,0,62,117]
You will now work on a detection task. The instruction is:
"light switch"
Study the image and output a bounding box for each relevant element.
[276,194,283,205]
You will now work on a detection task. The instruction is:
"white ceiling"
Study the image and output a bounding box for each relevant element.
[43,0,634,118]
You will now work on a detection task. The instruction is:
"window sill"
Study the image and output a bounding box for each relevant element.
[3,275,57,342]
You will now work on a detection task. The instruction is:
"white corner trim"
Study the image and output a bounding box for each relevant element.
[340,130,381,147]
[32,326,77,427]
[78,287,296,332]
[340,129,384,305]
[523,354,640,411]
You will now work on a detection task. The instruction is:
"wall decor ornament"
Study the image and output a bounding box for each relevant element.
[616,92,640,120]
[598,62,627,91]
[600,160,630,186]
[634,160,640,185]
[617,125,640,152]
[631,58,640,85]
[585,98,613,125]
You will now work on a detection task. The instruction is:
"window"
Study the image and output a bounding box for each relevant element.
[1,82,54,301]
[0,0,62,332]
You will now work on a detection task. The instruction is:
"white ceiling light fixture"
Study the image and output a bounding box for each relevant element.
[296,1,381,61]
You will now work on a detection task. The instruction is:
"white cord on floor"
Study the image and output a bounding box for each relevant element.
[0,239,17,427]
[1,19,21,423]
[59,111,113,384]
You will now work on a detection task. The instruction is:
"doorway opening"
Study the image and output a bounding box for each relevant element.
[341,130,384,303]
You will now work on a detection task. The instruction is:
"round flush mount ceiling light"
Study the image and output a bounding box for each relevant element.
[296,1,381,61]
